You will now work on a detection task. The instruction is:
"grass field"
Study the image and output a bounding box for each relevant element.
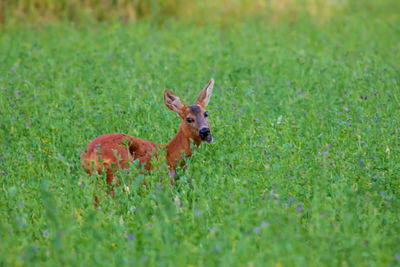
[1,9,400,267]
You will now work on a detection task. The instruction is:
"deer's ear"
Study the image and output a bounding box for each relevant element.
[195,78,214,108]
[164,89,186,117]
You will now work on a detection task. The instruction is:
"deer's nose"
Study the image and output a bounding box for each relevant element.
[199,128,210,140]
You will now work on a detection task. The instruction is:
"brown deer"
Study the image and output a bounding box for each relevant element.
[80,78,214,186]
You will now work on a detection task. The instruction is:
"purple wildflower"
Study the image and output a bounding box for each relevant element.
[156,185,162,190]
[253,227,260,233]
[81,184,85,188]
[169,170,175,177]
[240,197,245,203]
[261,195,265,200]
[25,123,30,128]
[242,153,246,157]
[261,221,270,227]
[296,202,304,212]
[128,234,134,241]
[43,231,48,237]
[370,156,375,159]
[380,191,385,195]
[1,171,6,175]
[11,67,15,72]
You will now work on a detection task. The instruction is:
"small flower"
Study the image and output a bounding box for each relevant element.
[1,171,6,175]
[253,227,260,233]
[296,203,304,212]
[261,221,270,227]
[43,230,49,237]
[184,165,188,169]
[25,123,30,128]
[370,156,375,159]
[128,234,134,241]
[169,170,175,177]
[242,153,246,157]
[210,227,216,233]
[81,184,85,188]
[261,195,265,200]
[156,185,162,190]
[240,197,245,203]
[380,191,385,195]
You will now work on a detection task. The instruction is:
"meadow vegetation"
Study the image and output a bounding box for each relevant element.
[1,0,400,266]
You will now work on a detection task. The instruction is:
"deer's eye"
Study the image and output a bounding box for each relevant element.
[186,118,194,123]
[204,111,208,118]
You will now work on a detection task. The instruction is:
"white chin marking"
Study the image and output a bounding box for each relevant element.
[205,136,213,144]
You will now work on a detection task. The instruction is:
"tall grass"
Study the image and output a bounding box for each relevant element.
[3,0,350,25]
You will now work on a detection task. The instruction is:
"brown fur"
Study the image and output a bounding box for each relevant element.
[81,79,214,187]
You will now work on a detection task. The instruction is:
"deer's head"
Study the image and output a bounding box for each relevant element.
[164,78,214,144]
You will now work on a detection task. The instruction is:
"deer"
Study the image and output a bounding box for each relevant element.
[80,78,214,187]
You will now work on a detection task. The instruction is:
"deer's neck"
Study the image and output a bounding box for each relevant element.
[165,122,200,169]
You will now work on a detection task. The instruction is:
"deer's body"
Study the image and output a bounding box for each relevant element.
[81,79,214,185]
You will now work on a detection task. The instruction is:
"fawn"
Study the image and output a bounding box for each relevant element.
[81,78,214,186]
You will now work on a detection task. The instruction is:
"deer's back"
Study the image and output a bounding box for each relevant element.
[81,133,157,177]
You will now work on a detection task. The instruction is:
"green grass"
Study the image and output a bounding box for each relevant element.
[1,14,400,266]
